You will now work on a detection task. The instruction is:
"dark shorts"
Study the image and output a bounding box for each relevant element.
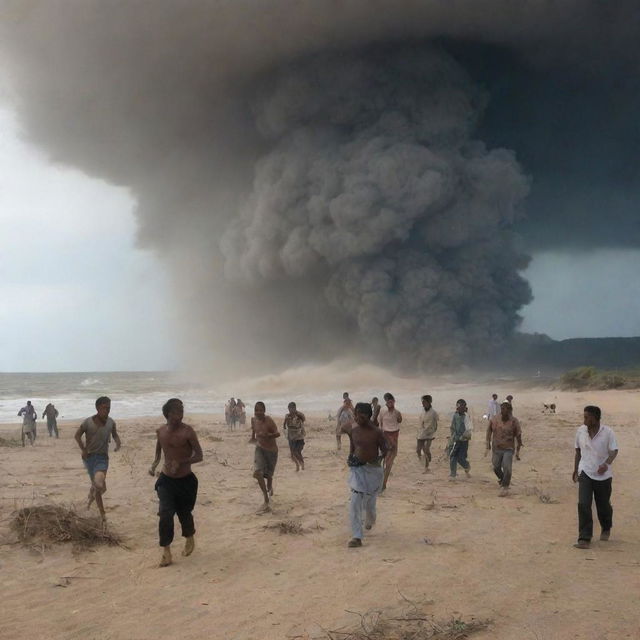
[288,439,305,453]
[384,431,399,449]
[254,446,278,478]
[84,453,109,479]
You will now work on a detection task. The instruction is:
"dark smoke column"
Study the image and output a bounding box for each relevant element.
[221,48,531,369]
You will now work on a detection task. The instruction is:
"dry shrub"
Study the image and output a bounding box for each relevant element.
[11,504,123,549]
[264,519,304,535]
[326,608,490,640]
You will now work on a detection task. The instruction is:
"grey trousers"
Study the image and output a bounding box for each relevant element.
[492,448,514,487]
[350,489,377,540]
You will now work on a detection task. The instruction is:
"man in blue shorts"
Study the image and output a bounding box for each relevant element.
[74,396,122,521]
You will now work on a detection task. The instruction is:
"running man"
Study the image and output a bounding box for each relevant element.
[573,405,619,549]
[486,402,522,496]
[341,402,388,548]
[371,397,381,427]
[283,402,306,472]
[42,402,59,438]
[448,399,472,481]
[149,398,203,567]
[336,397,355,451]
[74,396,122,521]
[18,401,37,446]
[250,401,280,513]
[379,392,402,492]
[417,395,438,473]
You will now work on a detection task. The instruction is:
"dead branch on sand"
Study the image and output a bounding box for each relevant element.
[263,519,305,535]
[10,504,123,550]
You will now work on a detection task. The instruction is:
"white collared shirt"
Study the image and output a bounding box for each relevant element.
[575,424,618,481]
[488,400,500,417]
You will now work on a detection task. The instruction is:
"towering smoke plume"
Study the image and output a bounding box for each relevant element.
[1,2,638,374]
[222,48,531,367]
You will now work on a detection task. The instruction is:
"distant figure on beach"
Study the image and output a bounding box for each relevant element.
[379,392,402,493]
[417,395,438,473]
[149,398,203,567]
[371,397,381,427]
[283,402,306,472]
[448,399,472,481]
[18,400,37,446]
[227,398,237,430]
[341,402,388,548]
[336,396,355,451]
[486,402,522,496]
[74,396,121,521]
[487,394,500,419]
[573,405,618,550]
[42,402,59,438]
[250,401,280,513]
[506,394,514,406]
[236,398,246,428]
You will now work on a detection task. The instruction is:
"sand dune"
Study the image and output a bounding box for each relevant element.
[1,384,639,639]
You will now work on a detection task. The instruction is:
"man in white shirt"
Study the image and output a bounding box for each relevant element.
[572,405,618,549]
[487,394,500,419]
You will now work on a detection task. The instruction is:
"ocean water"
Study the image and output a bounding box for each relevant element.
[0,371,342,424]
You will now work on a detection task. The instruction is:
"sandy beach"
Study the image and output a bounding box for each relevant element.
[1,384,639,640]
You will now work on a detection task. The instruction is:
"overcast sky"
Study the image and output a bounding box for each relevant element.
[0,108,172,372]
[0,105,636,372]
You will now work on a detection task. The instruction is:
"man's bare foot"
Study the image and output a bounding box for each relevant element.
[300,463,304,471]
[87,487,95,510]
[182,536,195,556]
[423,468,431,474]
[348,538,362,548]
[499,488,509,497]
[268,488,274,497]
[464,469,471,479]
[160,546,172,567]
[600,530,610,541]
[295,465,300,472]
[256,503,271,515]
[573,540,590,549]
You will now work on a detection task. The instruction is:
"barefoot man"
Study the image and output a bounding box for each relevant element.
[485,401,522,496]
[250,401,280,513]
[341,402,388,548]
[149,398,203,567]
[283,401,306,472]
[417,395,438,473]
[74,396,121,521]
[379,392,402,492]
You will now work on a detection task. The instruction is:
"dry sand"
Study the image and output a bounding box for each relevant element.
[1,384,639,639]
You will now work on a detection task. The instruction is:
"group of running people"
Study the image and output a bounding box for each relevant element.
[224,397,246,430]
[64,388,617,566]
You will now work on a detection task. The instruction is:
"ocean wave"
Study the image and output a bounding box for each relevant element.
[79,377,101,387]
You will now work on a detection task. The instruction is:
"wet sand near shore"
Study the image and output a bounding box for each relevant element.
[1,386,639,639]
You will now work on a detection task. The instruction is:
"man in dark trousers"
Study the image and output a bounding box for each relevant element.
[573,405,618,549]
[149,398,203,567]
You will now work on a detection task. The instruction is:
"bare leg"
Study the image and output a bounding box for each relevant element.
[424,440,433,472]
[336,435,341,450]
[93,471,107,520]
[266,476,274,497]
[253,471,270,512]
[382,451,396,491]
[87,485,96,509]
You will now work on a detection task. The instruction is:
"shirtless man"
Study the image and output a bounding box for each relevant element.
[485,402,522,496]
[379,392,402,493]
[250,401,280,513]
[149,398,203,567]
[341,402,388,548]
[74,396,122,521]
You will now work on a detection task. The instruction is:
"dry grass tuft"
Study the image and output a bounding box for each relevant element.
[323,607,490,640]
[0,436,21,447]
[264,519,305,535]
[10,504,123,549]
